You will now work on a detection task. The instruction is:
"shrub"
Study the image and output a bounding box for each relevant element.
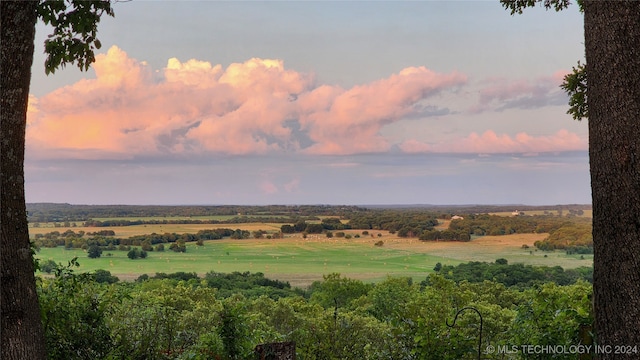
[93,269,119,284]
[40,259,57,274]
[87,245,102,259]
[127,247,148,259]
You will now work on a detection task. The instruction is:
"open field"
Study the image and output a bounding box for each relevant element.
[35,232,592,288]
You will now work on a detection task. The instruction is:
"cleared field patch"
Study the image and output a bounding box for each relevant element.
[434,219,451,230]
[385,233,592,269]
[35,233,592,288]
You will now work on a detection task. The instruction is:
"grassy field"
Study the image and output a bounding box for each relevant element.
[35,232,593,288]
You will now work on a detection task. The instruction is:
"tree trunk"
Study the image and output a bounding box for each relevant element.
[1,2,47,360]
[584,2,640,358]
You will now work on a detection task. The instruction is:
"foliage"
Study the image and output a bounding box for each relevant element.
[33,228,258,253]
[511,282,593,359]
[127,247,147,259]
[32,259,596,360]
[347,209,439,234]
[499,0,572,15]
[431,259,593,288]
[37,0,114,74]
[26,203,365,223]
[448,214,580,237]
[534,221,592,250]
[38,258,115,359]
[419,228,470,241]
[561,61,588,120]
[39,259,58,273]
[93,269,119,284]
[309,273,373,309]
[204,271,298,299]
[87,244,102,258]
[107,280,223,359]
[219,299,252,359]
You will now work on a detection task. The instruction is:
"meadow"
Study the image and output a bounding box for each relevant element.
[35,226,593,287]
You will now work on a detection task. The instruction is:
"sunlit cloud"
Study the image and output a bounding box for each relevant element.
[399,129,587,154]
[165,58,223,87]
[298,67,467,155]
[28,47,579,161]
[27,46,467,159]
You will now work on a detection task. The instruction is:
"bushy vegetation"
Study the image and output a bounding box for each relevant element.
[431,259,593,288]
[32,228,255,255]
[346,209,440,234]
[38,259,594,360]
[534,222,593,251]
[448,214,593,250]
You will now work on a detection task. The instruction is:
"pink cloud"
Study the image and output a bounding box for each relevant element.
[164,58,223,88]
[469,71,569,114]
[260,180,279,195]
[298,67,467,155]
[27,46,466,159]
[400,129,587,154]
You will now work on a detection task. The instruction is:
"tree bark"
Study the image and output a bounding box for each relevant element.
[584,1,640,358]
[1,2,47,359]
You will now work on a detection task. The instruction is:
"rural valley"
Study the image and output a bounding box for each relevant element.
[28,203,598,359]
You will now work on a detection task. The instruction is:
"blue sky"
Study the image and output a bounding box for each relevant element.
[25,1,589,206]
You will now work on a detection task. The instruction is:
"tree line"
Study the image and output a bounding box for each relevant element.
[26,203,366,223]
[346,210,440,233]
[32,228,263,255]
[431,258,593,289]
[81,216,298,227]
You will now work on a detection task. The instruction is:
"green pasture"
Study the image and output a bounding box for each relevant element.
[36,240,452,286]
[35,234,592,287]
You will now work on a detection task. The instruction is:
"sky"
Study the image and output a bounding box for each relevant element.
[25,1,590,206]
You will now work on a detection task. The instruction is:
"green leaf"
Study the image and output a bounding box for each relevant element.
[37,0,114,75]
